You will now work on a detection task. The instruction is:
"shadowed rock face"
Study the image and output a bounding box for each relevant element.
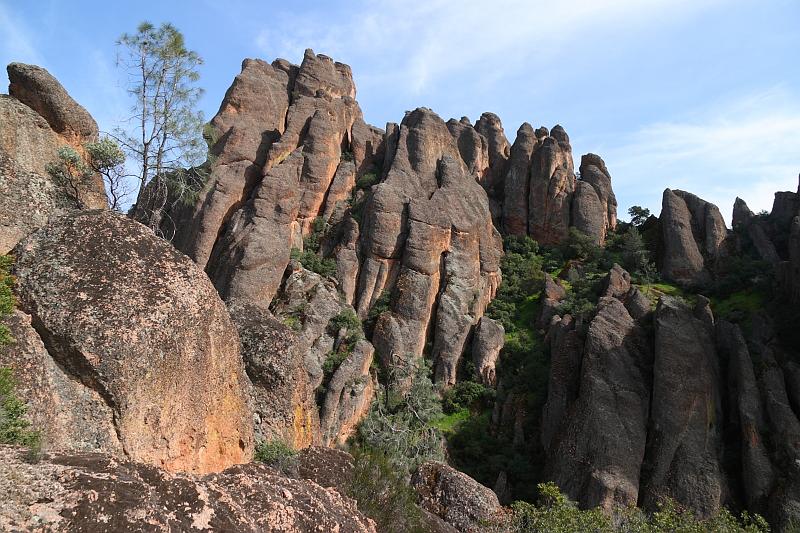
[0,446,377,533]
[8,210,253,473]
[659,189,727,287]
[1,64,107,253]
[572,154,618,245]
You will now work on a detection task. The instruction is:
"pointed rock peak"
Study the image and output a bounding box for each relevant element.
[732,197,755,227]
[295,48,355,99]
[460,116,472,125]
[579,153,610,177]
[550,124,570,144]
[517,122,534,135]
[7,62,98,141]
[535,126,549,139]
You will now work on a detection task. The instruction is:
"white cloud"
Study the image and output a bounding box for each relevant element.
[254,0,727,94]
[607,86,800,223]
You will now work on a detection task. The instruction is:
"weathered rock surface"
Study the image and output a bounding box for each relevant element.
[411,461,503,533]
[572,154,618,244]
[364,108,502,387]
[0,446,376,533]
[471,316,504,386]
[640,296,725,517]
[1,64,106,253]
[9,210,253,473]
[270,267,375,446]
[228,300,318,449]
[659,189,727,287]
[547,297,652,510]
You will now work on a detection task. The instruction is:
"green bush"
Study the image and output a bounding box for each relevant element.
[0,367,40,448]
[356,360,445,475]
[365,291,391,335]
[254,439,297,473]
[442,381,494,414]
[356,172,379,190]
[505,483,769,533]
[328,309,363,341]
[290,248,338,278]
[348,447,427,533]
[0,255,14,347]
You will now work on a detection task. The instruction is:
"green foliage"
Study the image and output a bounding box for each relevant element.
[621,227,658,282]
[348,447,428,533]
[290,248,338,278]
[356,360,445,475]
[486,236,545,334]
[0,255,14,347]
[356,172,379,190]
[505,483,769,533]
[116,21,205,219]
[340,150,355,162]
[254,439,297,473]
[46,146,93,207]
[329,309,363,340]
[304,216,326,253]
[365,290,391,335]
[431,408,470,433]
[628,205,651,228]
[442,381,494,414]
[0,367,40,448]
[560,227,605,264]
[46,139,129,210]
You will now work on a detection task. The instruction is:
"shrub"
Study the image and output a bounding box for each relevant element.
[442,381,494,414]
[0,367,40,448]
[356,172,379,190]
[356,360,445,475]
[0,255,14,347]
[328,309,363,341]
[290,248,338,278]
[505,483,769,533]
[365,291,391,335]
[348,448,427,533]
[340,150,355,162]
[254,439,297,474]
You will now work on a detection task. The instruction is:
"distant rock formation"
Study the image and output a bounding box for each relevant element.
[0,63,107,253]
[3,210,253,473]
[659,189,728,287]
[540,262,800,526]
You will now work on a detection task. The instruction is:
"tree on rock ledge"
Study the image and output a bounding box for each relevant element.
[114,21,206,228]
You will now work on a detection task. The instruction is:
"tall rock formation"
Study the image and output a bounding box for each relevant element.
[659,189,728,287]
[4,210,253,473]
[502,125,617,244]
[0,63,107,253]
[363,108,502,387]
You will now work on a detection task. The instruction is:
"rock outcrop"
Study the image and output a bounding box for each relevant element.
[571,154,618,245]
[411,461,504,532]
[364,108,503,387]
[1,64,106,253]
[0,446,376,533]
[471,317,504,386]
[659,189,727,287]
[269,266,376,446]
[6,210,253,473]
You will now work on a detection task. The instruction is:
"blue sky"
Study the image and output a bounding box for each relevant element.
[2,0,798,222]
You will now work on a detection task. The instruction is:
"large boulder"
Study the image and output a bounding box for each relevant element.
[228,300,318,449]
[0,446,376,532]
[529,125,576,244]
[1,64,107,253]
[571,154,618,244]
[411,461,503,532]
[8,210,253,473]
[7,63,98,143]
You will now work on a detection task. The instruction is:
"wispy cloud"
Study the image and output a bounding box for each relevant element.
[607,86,800,222]
[254,0,726,94]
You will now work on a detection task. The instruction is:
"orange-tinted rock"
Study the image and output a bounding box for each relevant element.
[11,210,253,474]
